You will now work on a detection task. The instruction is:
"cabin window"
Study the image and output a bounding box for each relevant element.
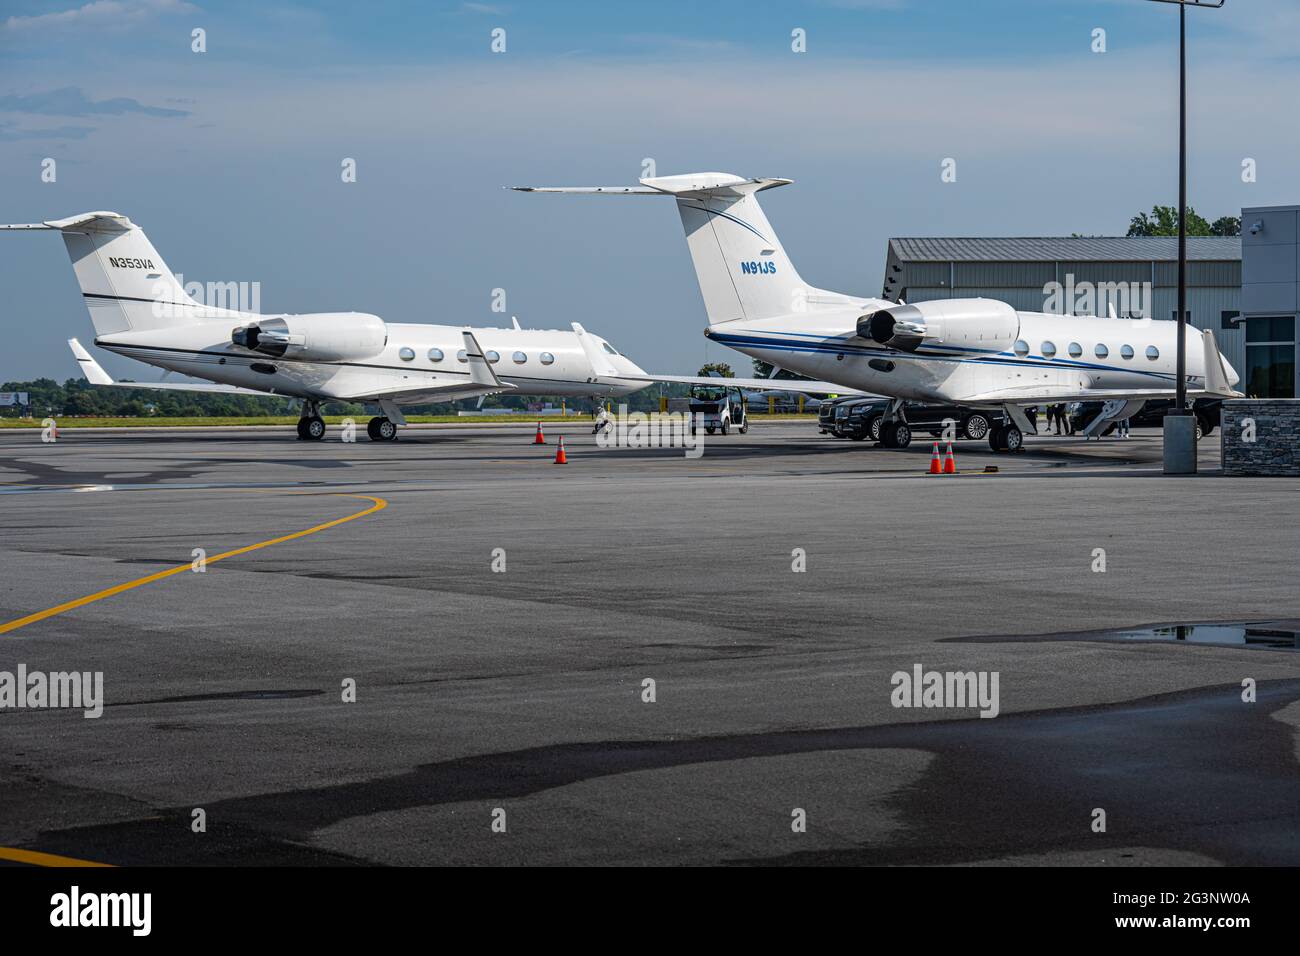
[540,352,555,365]
[1120,345,1135,359]
[428,348,444,362]
[398,347,415,361]
[1040,341,1057,358]
[1067,342,1083,358]
[1145,345,1160,360]
[1013,340,1030,357]
[1095,344,1109,359]
[512,351,527,364]
[486,350,500,363]
[456,349,468,363]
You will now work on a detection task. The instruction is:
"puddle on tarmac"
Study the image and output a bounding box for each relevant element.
[1102,623,1300,650]
[948,621,1300,652]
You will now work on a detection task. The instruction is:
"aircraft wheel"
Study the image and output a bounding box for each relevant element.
[296,418,310,440]
[368,417,396,441]
[989,425,1008,453]
[303,416,326,441]
[892,422,912,448]
[1003,424,1023,452]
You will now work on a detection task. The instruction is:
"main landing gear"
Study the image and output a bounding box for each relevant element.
[296,402,326,441]
[367,417,398,442]
[880,420,912,448]
[877,399,912,448]
[988,423,1023,453]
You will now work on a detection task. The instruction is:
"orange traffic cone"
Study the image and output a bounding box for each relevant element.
[929,442,942,475]
[533,421,546,444]
[553,436,567,464]
[943,442,957,474]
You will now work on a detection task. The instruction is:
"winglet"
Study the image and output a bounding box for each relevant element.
[461,331,503,388]
[68,338,114,385]
[1202,328,1243,398]
[571,322,618,377]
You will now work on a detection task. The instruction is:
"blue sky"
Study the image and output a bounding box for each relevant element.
[2,0,1297,380]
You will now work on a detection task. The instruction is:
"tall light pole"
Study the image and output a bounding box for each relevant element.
[1147,0,1225,475]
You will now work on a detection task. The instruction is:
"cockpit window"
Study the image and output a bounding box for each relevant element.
[602,342,618,355]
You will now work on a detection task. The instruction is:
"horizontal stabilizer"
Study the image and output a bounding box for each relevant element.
[1,212,134,233]
[510,173,792,200]
[67,338,263,394]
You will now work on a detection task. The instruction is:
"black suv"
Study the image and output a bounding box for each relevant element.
[831,399,1003,443]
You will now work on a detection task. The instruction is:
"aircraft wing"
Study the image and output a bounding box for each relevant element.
[335,382,510,404]
[68,339,264,394]
[960,386,1230,405]
[333,330,515,404]
[616,372,875,397]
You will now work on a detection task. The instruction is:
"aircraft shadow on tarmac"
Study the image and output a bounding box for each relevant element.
[18,679,1300,866]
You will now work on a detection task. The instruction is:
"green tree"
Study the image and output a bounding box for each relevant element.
[697,362,734,378]
[1210,215,1241,237]
[1127,205,1213,237]
[752,359,813,381]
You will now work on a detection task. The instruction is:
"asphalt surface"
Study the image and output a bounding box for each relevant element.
[1,420,1297,866]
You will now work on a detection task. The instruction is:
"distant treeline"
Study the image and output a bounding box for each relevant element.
[1,377,684,418]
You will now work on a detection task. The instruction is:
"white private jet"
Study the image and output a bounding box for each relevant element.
[1,211,653,441]
[514,172,1243,451]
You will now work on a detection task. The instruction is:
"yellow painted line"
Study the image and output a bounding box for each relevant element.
[0,494,387,637]
[0,846,112,867]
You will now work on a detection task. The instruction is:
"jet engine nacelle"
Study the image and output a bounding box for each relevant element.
[858,299,1020,354]
[232,312,387,362]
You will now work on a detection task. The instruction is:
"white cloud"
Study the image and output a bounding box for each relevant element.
[3,0,197,33]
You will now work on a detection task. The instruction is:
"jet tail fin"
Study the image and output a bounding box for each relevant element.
[2,212,247,338]
[513,172,830,327]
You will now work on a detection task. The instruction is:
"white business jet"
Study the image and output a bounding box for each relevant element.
[514,172,1242,451]
[1,212,649,441]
